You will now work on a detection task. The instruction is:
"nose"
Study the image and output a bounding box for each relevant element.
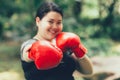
[52,23,58,29]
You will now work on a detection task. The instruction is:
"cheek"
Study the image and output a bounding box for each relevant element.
[59,25,63,32]
[39,22,49,30]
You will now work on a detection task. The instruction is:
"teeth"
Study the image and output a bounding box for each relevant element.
[50,30,56,34]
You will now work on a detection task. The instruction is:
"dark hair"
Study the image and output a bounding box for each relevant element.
[36,2,63,19]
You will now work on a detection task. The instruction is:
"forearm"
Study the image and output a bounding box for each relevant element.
[72,54,93,75]
[21,44,33,62]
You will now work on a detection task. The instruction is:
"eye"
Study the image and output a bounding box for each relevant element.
[48,20,54,24]
[57,21,62,25]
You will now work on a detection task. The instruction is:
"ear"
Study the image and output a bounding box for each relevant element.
[36,17,40,26]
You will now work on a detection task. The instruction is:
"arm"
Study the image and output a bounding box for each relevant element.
[22,44,33,62]
[21,40,63,70]
[72,54,93,76]
[56,32,93,75]
[20,40,35,62]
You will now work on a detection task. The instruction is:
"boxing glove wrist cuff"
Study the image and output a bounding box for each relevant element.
[78,55,86,59]
[72,44,87,58]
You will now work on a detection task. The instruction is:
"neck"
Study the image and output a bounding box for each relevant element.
[33,34,43,40]
[33,34,55,43]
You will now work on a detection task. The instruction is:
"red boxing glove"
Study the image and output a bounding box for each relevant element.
[56,32,87,58]
[29,40,63,70]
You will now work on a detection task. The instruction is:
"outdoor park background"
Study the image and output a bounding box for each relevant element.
[0,0,120,80]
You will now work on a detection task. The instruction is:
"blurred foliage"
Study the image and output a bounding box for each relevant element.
[0,0,120,57]
[0,1,120,79]
[82,38,114,57]
[0,0,120,40]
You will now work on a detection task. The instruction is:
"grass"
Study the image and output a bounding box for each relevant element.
[0,41,24,80]
[0,41,20,59]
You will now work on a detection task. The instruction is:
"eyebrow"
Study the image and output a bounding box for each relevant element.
[49,19,62,22]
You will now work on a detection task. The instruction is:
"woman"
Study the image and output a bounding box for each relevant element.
[20,1,93,80]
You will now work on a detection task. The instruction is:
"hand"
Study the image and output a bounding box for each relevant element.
[29,40,63,70]
[56,32,87,59]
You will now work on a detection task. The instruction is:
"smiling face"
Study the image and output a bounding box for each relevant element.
[36,11,63,41]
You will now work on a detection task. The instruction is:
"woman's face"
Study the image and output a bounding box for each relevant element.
[36,11,63,41]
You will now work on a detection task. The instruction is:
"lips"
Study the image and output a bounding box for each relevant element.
[49,29,60,35]
[49,30,56,34]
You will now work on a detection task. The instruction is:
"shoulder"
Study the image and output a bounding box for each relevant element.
[20,39,37,55]
[21,39,37,47]
[20,39,37,61]
[21,39,37,49]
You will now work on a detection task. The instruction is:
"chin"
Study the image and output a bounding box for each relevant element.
[47,33,57,40]
[50,36,55,40]
[46,36,55,41]
[51,34,56,38]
